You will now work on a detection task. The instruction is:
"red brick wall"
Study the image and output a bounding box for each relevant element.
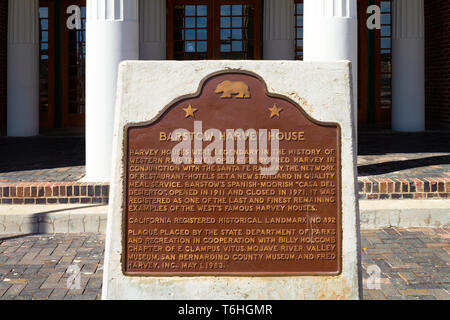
[0,0,6,135]
[425,0,450,128]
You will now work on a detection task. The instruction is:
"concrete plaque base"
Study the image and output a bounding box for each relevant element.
[103,61,361,300]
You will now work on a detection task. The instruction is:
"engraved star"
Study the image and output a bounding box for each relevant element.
[183,104,198,119]
[268,104,283,119]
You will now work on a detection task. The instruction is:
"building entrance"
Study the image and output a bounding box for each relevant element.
[39,0,86,129]
[167,0,261,60]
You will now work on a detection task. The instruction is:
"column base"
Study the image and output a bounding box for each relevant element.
[263,40,295,60]
[140,42,166,60]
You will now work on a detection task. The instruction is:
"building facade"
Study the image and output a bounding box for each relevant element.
[0,0,449,181]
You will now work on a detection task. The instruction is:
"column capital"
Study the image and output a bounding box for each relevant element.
[393,0,424,40]
[87,0,138,22]
[8,0,39,44]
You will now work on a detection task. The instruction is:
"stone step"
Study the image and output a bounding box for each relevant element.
[0,200,448,234]
[359,200,450,230]
[0,204,107,234]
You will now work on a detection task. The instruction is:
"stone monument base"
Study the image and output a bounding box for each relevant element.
[102,61,361,300]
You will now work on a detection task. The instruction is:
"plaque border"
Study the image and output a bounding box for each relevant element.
[121,70,343,278]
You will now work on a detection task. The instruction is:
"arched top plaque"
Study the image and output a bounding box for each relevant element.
[123,70,342,276]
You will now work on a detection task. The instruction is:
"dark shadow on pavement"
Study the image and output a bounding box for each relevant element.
[358,155,450,177]
[358,131,450,155]
[0,136,85,173]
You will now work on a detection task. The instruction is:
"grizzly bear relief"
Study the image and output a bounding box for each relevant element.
[215,81,251,99]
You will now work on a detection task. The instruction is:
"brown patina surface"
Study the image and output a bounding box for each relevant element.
[124,71,342,276]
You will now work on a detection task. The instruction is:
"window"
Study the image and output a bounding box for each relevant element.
[61,0,86,127]
[38,0,86,129]
[173,4,209,60]
[168,0,261,60]
[39,7,49,114]
[219,4,255,59]
[294,0,303,60]
[66,6,86,116]
[39,1,54,128]
[379,0,392,109]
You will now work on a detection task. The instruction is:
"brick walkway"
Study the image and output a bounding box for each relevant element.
[0,233,104,300]
[0,228,448,300]
[361,228,450,300]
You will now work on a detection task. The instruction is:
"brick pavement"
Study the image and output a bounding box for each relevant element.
[361,228,450,300]
[0,233,104,300]
[0,228,448,300]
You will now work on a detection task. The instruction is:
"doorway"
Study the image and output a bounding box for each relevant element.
[359,0,392,125]
[38,0,86,129]
[167,0,261,60]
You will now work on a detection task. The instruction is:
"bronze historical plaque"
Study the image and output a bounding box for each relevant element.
[123,71,342,276]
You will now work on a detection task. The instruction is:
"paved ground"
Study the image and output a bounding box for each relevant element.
[358,130,450,178]
[0,130,449,182]
[0,233,104,300]
[0,133,85,182]
[361,228,449,300]
[0,228,448,300]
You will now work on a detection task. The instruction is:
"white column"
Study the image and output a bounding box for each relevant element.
[86,0,139,182]
[392,0,424,132]
[303,0,358,120]
[263,0,295,60]
[7,0,39,137]
[139,0,166,60]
